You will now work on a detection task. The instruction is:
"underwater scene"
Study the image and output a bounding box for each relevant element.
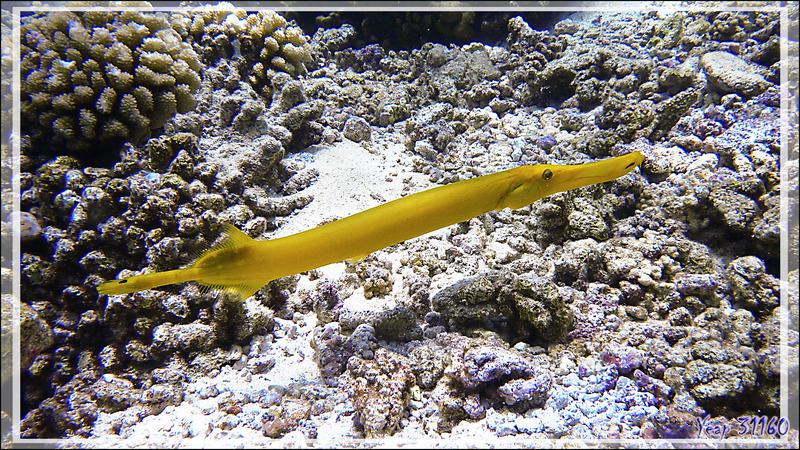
[1,1,799,448]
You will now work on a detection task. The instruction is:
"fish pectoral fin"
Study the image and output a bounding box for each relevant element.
[346,253,370,264]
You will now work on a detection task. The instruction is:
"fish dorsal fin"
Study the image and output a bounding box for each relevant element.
[193,224,262,299]
[216,223,255,248]
[192,224,255,267]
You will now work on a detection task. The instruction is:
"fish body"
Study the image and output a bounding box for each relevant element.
[97,151,644,299]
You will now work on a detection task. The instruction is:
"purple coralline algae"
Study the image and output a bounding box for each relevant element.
[345,348,415,437]
[600,345,644,376]
[537,135,557,150]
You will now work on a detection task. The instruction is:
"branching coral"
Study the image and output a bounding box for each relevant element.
[182,3,314,97]
[20,10,202,157]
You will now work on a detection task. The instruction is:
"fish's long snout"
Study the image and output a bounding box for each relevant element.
[546,151,644,195]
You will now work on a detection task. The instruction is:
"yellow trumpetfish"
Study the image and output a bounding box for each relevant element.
[97,151,644,299]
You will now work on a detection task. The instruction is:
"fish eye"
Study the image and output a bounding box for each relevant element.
[542,169,553,181]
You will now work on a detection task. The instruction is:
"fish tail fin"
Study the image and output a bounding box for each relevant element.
[96,267,199,296]
[98,225,267,300]
[97,225,254,297]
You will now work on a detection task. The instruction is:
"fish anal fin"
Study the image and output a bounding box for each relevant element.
[198,281,265,301]
[231,283,265,301]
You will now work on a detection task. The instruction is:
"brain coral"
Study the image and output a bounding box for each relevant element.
[181,3,314,97]
[20,10,202,156]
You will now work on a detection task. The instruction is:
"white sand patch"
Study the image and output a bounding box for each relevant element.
[267,134,455,288]
[271,138,430,237]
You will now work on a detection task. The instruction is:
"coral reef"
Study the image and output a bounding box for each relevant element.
[429,333,553,430]
[11,4,797,447]
[302,11,528,50]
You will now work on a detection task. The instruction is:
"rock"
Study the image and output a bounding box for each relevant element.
[15,211,42,241]
[16,300,54,373]
[342,117,371,142]
[91,374,141,413]
[683,360,757,404]
[431,270,573,341]
[709,189,758,232]
[431,271,504,330]
[426,44,449,68]
[497,370,552,406]
[651,404,700,438]
[500,275,574,341]
[342,324,378,360]
[725,256,779,316]
[701,51,772,97]
[339,303,422,342]
[310,322,346,381]
[407,339,448,389]
[632,369,673,405]
[440,334,541,391]
[150,322,216,354]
